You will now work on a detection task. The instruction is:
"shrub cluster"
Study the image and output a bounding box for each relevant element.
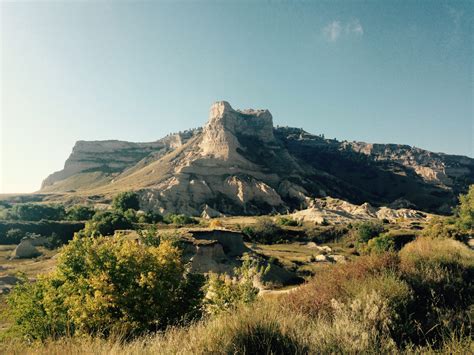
[242,217,283,244]
[287,236,474,348]
[7,235,204,340]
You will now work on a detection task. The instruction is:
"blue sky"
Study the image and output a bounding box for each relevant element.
[1,0,472,193]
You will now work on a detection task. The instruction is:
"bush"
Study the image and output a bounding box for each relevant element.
[7,236,204,339]
[8,203,66,221]
[399,237,474,344]
[4,228,25,244]
[163,214,198,226]
[353,221,384,244]
[456,185,474,232]
[367,231,416,254]
[421,216,465,241]
[242,218,283,244]
[0,221,85,245]
[277,217,299,227]
[66,205,95,221]
[112,192,140,212]
[286,253,400,318]
[81,211,132,237]
[204,256,260,315]
[137,211,163,224]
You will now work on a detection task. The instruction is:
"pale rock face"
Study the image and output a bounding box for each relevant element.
[40,101,473,215]
[199,101,274,160]
[293,197,429,224]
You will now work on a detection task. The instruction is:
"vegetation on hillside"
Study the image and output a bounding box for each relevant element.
[0,186,473,353]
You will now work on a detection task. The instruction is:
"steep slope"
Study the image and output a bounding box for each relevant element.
[40,101,474,215]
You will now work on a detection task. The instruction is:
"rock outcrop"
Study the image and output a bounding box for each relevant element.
[291,197,429,224]
[11,240,41,259]
[39,101,474,215]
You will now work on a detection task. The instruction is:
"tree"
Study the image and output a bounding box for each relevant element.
[112,192,140,212]
[66,205,95,221]
[456,185,474,232]
[7,235,204,339]
[82,211,132,237]
[9,204,66,221]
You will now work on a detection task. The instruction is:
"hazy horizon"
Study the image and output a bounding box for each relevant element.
[1,0,473,193]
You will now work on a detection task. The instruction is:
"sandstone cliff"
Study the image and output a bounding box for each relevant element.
[40,101,474,215]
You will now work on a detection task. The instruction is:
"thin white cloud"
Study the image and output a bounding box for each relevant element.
[346,19,364,36]
[323,19,364,42]
[323,21,342,42]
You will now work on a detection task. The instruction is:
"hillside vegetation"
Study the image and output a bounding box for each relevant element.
[0,187,473,353]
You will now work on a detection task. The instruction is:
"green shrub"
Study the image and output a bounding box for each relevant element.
[456,185,474,232]
[277,217,299,227]
[399,237,474,344]
[112,192,140,212]
[81,211,132,237]
[137,211,163,224]
[163,213,197,226]
[66,205,95,221]
[7,236,204,339]
[8,203,66,221]
[367,230,416,254]
[4,228,25,244]
[242,218,283,244]
[204,256,260,315]
[0,221,85,245]
[353,221,384,244]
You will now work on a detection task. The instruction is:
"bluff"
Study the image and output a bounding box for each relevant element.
[40,101,474,215]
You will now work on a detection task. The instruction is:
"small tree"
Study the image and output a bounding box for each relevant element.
[7,235,204,339]
[112,192,140,212]
[204,255,260,315]
[456,185,474,232]
[82,211,132,237]
[66,205,95,221]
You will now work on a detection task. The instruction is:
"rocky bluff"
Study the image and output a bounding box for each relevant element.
[41,101,474,216]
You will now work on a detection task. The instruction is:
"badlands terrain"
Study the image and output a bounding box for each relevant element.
[38,101,474,216]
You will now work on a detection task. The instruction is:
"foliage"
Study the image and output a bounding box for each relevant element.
[352,221,385,244]
[399,237,474,344]
[163,213,198,226]
[456,184,474,232]
[0,220,85,245]
[112,192,140,212]
[305,225,349,244]
[366,231,416,254]
[422,185,474,241]
[242,217,283,244]
[277,216,299,226]
[204,256,260,315]
[7,204,66,221]
[137,210,163,224]
[66,205,95,221]
[4,228,25,244]
[7,236,204,339]
[421,216,465,240]
[81,211,132,237]
[123,208,138,223]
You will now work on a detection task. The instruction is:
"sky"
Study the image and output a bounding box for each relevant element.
[1,0,473,193]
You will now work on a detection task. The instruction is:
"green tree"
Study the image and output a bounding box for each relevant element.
[66,205,95,221]
[112,192,140,212]
[9,204,66,221]
[7,236,204,339]
[353,221,384,244]
[82,211,132,237]
[456,185,474,232]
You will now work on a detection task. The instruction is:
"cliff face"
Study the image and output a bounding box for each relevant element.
[40,101,474,215]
